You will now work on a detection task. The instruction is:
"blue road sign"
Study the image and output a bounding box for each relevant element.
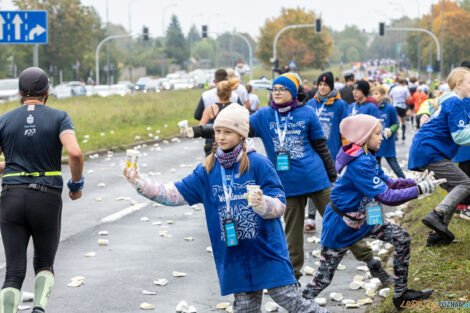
[0,11,47,44]
[426,65,434,73]
[289,60,296,69]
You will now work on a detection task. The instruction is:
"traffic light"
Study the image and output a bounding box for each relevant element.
[202,25,208,38]
[434,59,440,73]
[379,23,385,36]
[315,19,322,33]
[143,26,149,41]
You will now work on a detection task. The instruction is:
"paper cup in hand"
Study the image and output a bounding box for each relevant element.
[126,149,140,169]
[247,185,260,205]
[178,120,189,131]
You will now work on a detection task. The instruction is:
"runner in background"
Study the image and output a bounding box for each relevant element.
[246,84,260,114]
[372,85,405,178]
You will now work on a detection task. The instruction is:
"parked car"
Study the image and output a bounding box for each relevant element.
[248,79,273,90]
[135,77,151,91]
[0,78,19,102]
[67,81,87,96]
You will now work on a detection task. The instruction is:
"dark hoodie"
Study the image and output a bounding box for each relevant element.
[320,144,418,249]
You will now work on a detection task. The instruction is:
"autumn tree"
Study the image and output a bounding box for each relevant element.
[405,0,470,74]
[256,7,333,68]
[331,25,369,63]
[11,0,105,82]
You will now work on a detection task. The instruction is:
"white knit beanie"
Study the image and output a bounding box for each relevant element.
[213,103,250,138]
[340,114,380,146]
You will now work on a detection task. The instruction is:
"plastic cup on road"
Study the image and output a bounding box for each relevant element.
[126,149,140,169]
[247,185,261,204]
[178,120,189,131]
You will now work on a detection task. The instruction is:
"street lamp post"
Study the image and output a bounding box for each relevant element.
[233,33,253,81]
[190,14,203,59]
[96,34,133,85]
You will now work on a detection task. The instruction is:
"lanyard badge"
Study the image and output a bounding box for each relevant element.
[366,201,384,225]
[220,165,239,247]
[274,112,291,171]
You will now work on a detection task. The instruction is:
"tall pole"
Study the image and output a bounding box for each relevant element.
[416,0,421,78]
[106,0,111,85]
[96,35,133,85]
[233,33,253,81]
[386,26,441,80]
[429,3,433,81]
[190,14,203,59]
[33,0,38,67]
[440,0,444,79]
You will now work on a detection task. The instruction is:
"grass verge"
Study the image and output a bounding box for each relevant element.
[0,90,204,154]
[368,190,470,313]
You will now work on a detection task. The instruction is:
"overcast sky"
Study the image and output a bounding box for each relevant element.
[1,0,438,38]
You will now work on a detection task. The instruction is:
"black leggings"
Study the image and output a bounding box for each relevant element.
[0,187,62,290]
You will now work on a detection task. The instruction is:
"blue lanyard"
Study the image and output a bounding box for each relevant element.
[274,112,291,149]
[220,163,238,217]
[352,104,358,116]
[316,100,327,117]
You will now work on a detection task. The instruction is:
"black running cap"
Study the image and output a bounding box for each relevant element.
[19,67,49,97]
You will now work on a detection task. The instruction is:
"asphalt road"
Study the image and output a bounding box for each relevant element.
[0,123,416,313]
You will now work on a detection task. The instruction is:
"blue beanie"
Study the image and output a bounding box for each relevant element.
[273,74,298,99]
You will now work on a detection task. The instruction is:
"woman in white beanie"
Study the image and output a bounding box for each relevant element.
[124,103,327,313]
[302,114,444,311]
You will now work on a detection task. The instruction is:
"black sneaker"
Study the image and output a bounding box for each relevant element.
[32,308,45,313]
[426,231,454,246]
[393,289,433,311]
[367,258,394,287]
[422,210,455,242]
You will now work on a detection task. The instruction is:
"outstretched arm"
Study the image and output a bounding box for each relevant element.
[123,168,187,206]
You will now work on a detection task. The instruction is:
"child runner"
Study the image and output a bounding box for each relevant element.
[184,74,392,287]
[304,72,348,232]
[348,80,381,118]
[453,61,470,221]
[124,104,328,313]
[408,67,470,245]
[303,114,444,310]
[372,85,406,178]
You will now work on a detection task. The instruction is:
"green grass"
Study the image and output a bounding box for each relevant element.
[368,190,470,313]
[0,90,202,154]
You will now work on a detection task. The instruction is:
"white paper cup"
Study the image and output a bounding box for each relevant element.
[247,185,261,204]
[126,149,140,169]
[178,120,189,131]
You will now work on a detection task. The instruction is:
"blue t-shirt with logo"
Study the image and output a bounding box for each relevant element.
[0,104,74,189]
[408,93,467,170]
[249,105,331,197]
[453,98,470,163]
[306,97,348,161]
[321,151,388,249]
[174,152,295,296]
[376,101,399,158]
[348,101,381,119]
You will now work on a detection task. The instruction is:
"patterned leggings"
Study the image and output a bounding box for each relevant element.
[233,283,328,313]
[303,222,411,299]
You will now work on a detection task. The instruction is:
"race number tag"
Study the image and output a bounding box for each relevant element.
[366,201,384,225]
[223,218,239,247]
[276,152,290,171]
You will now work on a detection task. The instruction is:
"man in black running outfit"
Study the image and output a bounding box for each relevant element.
[0,67,84,313]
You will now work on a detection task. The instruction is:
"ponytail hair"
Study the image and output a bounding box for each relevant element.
[217,78,240,102]
[203,139,250,175]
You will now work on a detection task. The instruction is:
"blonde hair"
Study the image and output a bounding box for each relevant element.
[217,78,240,102]
[372,85,387,95]
[447,67,470,90]
[203,139,250,175]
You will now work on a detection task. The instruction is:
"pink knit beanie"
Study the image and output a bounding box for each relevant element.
[340,114,380,146]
